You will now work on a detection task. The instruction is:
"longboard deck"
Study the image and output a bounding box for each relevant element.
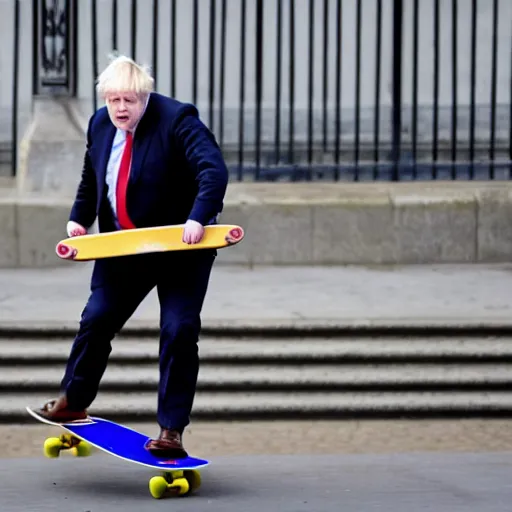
[26,406,209,471]
[56,224,244,261]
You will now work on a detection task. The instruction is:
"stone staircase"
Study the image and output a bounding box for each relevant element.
[2,331,512,423]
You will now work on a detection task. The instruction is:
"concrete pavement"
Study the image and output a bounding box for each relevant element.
[1,254,512,510]
[1,452,511,511]
[7,418,512,460]
[0,262,511,331]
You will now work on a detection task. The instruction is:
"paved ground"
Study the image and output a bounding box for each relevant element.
[2,262,512,508]
[5,419,512,459]
[1,451,511,511]
[1,262,512,330]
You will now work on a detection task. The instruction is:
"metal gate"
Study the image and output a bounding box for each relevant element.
[4,0,512,181]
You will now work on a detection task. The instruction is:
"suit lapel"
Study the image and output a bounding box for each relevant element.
[130,94,157,183]
[130,131,152,183]
[97,124,116,189]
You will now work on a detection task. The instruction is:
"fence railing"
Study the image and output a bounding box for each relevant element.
[3,0,512,182]
[1,0,20,178]
[88,0,512,181]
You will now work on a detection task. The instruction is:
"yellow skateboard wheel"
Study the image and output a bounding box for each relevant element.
[71,441,92,457]
[184,469,202,491]
[43,437,63,458]
[149,476,168,499]
[169,477,190,496]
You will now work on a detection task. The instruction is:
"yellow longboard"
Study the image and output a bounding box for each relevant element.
[56,224,244,261]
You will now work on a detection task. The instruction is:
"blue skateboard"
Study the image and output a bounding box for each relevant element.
[26,406,209,499]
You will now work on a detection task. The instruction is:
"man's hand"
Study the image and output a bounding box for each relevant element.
[182,219,205,244]
[67,221,87,237]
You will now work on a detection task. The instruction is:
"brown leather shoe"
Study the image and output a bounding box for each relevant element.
[37,396,88,423]
[145,428,188,458]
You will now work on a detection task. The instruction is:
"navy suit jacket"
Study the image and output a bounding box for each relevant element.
[69,93,229,287]
[70,93,228,233]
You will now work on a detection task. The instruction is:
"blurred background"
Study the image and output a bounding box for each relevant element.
[2,0,511,185]
[0,0,512,458]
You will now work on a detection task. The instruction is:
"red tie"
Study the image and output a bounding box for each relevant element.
[116,131,136,229]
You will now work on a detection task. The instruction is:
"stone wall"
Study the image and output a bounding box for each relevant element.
[1,182,511,268]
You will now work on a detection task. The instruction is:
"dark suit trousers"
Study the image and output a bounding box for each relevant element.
[60,250,215,431]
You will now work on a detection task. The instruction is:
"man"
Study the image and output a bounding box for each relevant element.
[34,55,229,458]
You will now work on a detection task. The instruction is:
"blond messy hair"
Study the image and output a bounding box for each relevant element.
[96,54,154,98]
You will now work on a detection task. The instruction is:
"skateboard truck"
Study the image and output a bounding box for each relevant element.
[149,470,202,499]
[44,434,92,458]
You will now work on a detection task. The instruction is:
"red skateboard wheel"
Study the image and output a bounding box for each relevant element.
[56,243,77,259]
[225,227,244,244]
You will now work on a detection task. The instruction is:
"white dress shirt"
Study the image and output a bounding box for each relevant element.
[105,129,128,217]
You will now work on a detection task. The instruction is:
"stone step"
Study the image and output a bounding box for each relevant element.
[1,336,512,364]
[3,335,512,420]
[7,390,512,423]
[2,363,512,391]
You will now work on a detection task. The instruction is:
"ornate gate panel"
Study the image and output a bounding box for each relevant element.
[34,0,76,95]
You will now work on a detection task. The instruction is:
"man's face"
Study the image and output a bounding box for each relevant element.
[105,91,146,131]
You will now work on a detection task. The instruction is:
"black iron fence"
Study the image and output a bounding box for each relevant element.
[2,0,20,178]
[5,0,512,181]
